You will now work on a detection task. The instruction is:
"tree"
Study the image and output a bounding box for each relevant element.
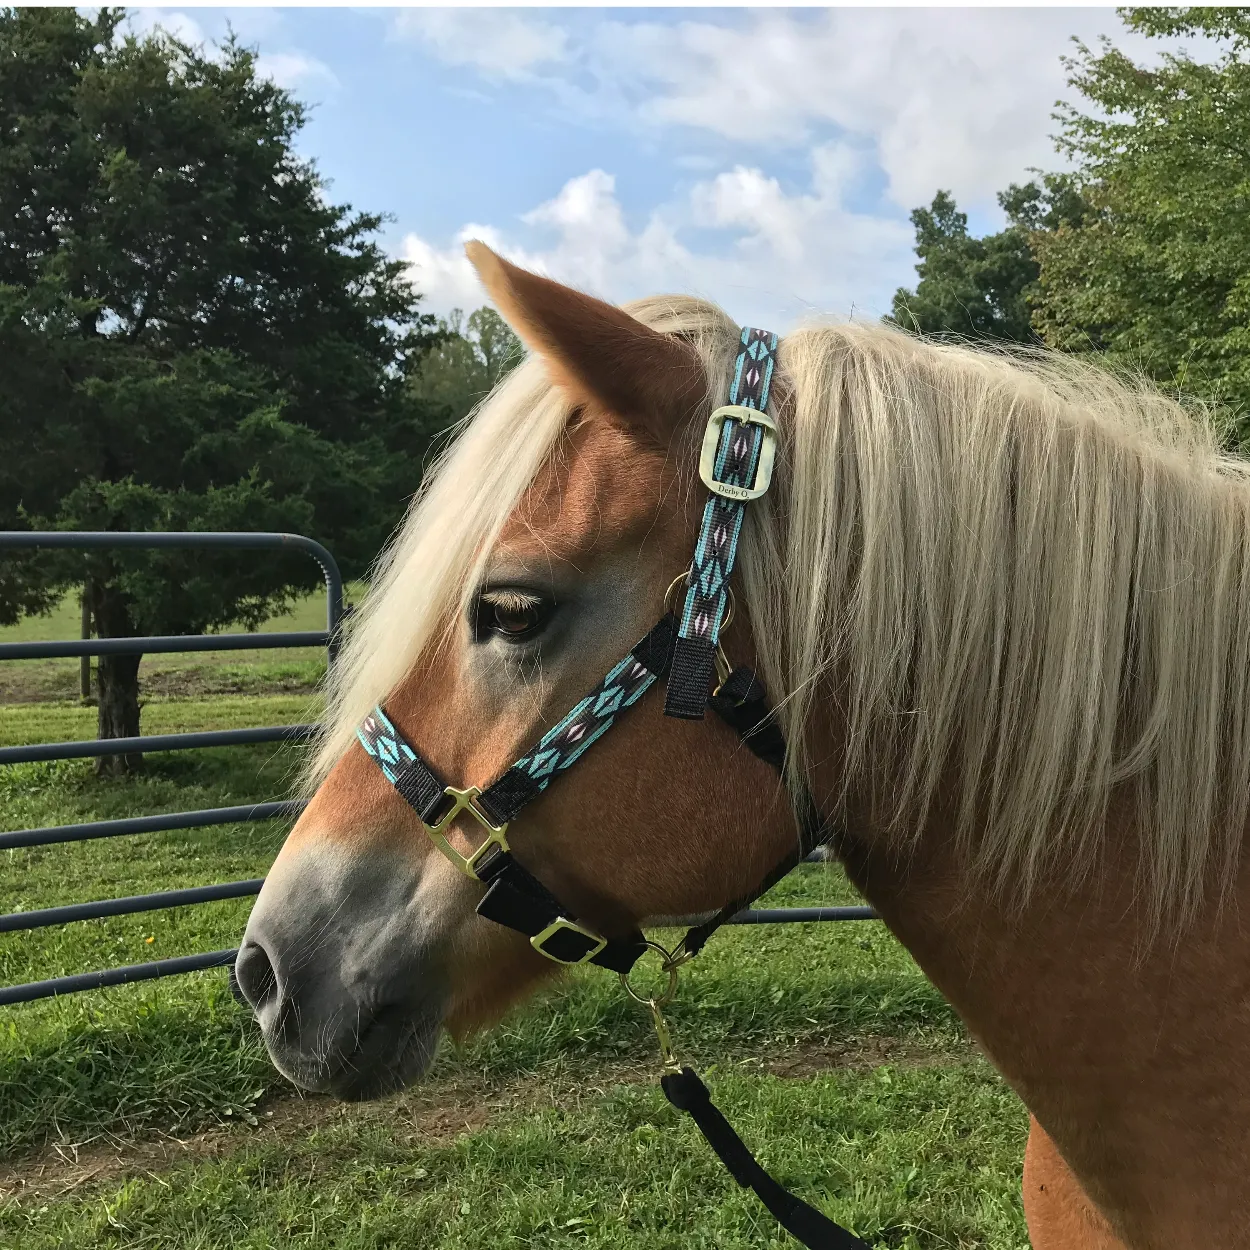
[0,9,445,769]
[1029,8,1250,429]
[408,306,522,427]
[889,177,1087,343]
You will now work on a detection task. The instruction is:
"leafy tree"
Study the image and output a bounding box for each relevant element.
[0,9,444,768]
[889,178,1087,343]
[1030,7,1250,428]
[408,306,522,427]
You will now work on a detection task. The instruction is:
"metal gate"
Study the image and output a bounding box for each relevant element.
[0,530,874,1009]
[0,531,342,1005]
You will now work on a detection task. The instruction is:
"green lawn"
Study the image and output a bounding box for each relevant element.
[0,585,353,705]
[0,600,1030,1249]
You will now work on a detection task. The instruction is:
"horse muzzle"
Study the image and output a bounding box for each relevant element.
[234,843,448,1100]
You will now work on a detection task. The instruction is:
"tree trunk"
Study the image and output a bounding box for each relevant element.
[79,590,92,702]
[87,581,143,776]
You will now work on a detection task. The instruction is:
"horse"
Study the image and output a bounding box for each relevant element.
[235,242,1250,1249]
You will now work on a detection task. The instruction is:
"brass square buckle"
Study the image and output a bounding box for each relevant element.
[530,917,609,965]
[699,405,778,502]
[424,785,510,881]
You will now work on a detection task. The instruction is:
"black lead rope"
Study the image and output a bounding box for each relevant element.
[662,1066,871,1250]
[654,667,869,1250]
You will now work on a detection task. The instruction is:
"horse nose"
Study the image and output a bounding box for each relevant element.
[233,912,374,1093]
[233,938,279,1015]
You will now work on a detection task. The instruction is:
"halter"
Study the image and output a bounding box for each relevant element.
[356,328,868,1250]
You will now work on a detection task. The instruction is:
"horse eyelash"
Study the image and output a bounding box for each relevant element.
[479,588,545,614]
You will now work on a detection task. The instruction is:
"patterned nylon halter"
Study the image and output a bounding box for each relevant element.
[354,326,866,1250]
[356,325,791,971]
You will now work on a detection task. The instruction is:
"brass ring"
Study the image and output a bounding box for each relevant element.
[662,570,736,635]
[663,569,692,615]
[619,940,681,1007]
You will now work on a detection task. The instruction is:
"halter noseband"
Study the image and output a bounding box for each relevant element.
[355,328,866,1250]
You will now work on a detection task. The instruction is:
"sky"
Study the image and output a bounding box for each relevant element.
[123,6,1189,332]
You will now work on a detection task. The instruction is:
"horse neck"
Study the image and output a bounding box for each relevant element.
[825,764,1250,1248]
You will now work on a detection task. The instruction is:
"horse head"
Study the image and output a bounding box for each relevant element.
[234,247,801,1098]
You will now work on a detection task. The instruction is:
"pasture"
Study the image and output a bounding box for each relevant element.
[0,594,1029,1249]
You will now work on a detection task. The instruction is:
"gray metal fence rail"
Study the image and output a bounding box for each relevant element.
[0,530,877,1010]
[0,531,341,1005]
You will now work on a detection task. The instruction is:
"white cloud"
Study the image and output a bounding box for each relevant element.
[611,8,1131,212]
[406,9,1202,215]
[402,156,914,332]
[393,9,568,81]
[122,9,209,49]
[254,51,338,93]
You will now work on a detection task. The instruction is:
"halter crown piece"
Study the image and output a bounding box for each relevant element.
[355,327,868,1250]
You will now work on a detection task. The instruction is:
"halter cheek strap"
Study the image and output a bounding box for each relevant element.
[666,328,779,720]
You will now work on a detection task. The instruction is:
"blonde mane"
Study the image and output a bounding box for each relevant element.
[313,303,1250,924]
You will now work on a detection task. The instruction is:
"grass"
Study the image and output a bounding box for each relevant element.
[0,593,1031,1249]
[0,587,344,705]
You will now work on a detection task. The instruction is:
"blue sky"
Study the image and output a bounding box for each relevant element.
[126,7,1178,331]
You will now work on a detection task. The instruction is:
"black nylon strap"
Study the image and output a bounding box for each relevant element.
[709,666,787,771]
[632,610,678,677]
[475,848,648,973]
[665,636,719,720]
[662,1067,870,1250]
[477,767,542,827]
[391,755,451,825]
[679,848,804,960]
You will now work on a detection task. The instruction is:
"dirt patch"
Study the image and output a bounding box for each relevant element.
[762,1034,971,1079]
[0,1082,494,1204]
[0,1034,971,1203]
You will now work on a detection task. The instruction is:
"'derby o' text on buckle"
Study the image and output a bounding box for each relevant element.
[698,405,778,502]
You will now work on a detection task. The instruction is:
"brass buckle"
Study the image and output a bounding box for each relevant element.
[530,917,609,965]
[699,405,778,502]
[424,785,510,881]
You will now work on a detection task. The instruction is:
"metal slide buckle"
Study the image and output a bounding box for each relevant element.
[698,405,778,502]
[424,785,511,880]
[530,917,609,965]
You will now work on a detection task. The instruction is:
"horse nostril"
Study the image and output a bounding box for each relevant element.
[233,939,279,1012]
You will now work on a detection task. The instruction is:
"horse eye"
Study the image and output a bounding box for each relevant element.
[491,600,542,637]
[473,590,554,642]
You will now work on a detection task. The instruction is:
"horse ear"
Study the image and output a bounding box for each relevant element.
[464,241,707,447]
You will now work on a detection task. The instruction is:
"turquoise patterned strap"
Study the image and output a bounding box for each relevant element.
[665,327,778,720]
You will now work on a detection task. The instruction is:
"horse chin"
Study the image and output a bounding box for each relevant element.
[267,1001,445,1102]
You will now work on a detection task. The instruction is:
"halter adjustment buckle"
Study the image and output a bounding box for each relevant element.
[699,406,778,502]
[530,916,609,965]
[425,785,511,880]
